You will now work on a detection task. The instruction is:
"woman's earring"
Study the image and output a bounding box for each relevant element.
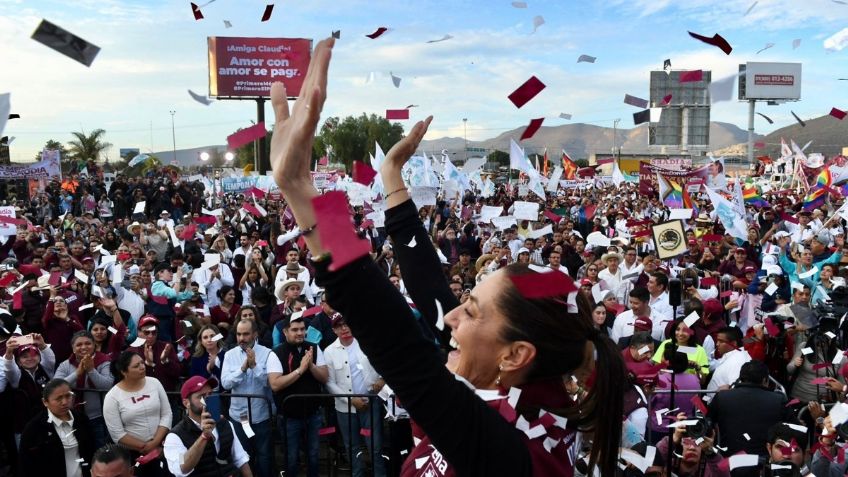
[496,363,504,387]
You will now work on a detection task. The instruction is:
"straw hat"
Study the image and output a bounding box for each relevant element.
[275,278,305,302]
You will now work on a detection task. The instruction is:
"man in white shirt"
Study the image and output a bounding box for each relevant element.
[191,255,235,308]
[706,327,752,397]
[157,210,175,230]
[324,314,387,477]
[620,247,644,283]
[598,252,631,304]
[164,375,252,477]
[646,272,674,323]
[787,210,815,244]
[231,234,253,267]
[547,250,569,275]
[611,287,668,345]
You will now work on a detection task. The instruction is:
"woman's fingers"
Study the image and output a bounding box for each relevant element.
[270,82,290,123]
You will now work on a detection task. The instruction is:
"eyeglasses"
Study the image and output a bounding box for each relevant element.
[588,268,597,271]
[142,330,158,336]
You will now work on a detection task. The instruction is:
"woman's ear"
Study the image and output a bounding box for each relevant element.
[499,340,536,375]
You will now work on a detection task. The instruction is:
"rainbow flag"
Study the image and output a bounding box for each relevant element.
[803,167,835,210]
[657,173,684,208]
[742,181,770,208]
[682,187,698,214]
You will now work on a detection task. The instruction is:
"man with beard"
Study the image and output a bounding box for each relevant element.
[164,376,252,477]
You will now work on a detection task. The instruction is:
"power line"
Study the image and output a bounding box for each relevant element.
[6,119,251,136]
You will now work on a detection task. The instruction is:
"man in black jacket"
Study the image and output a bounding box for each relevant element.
[20,379,95,477]
[709,360,795,457]
[164,375,252,477]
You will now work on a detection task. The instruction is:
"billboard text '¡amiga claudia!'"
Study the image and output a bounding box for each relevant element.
[208,37,312,98]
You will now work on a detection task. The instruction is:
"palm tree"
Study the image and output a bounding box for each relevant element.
[140,155,163,175]
[67,129,112,163]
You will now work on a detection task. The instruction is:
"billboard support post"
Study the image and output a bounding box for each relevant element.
[747,100,755,167]
[256,98,268,174]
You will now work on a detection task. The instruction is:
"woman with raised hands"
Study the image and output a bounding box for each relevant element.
[268,37,626,477]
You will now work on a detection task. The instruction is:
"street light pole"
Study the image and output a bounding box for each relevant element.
[169,110,177,164]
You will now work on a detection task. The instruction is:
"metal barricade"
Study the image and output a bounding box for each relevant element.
[79,386,405,476]
[281,392,403,477]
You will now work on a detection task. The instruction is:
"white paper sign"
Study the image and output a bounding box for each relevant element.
[528,225,553,239]
[798,266,819,279]
[764,283,779,296]
[491,216,517,230]
[668,209,694,220]
[133,201,146,215]
[683,311,700,328]
[729,454,759,470]
[167,225,180,247]
[480,205,504,223]
[513,201,540,221]
[130,337,146,347]
[410,186,438,210]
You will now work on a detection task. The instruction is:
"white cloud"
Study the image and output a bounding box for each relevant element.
[824,27,848,51]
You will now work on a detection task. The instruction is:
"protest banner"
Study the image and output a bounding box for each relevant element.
[0,157,62,180]
[639,163,709,196]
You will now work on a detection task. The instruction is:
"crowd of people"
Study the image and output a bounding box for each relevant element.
[2,40,848,477]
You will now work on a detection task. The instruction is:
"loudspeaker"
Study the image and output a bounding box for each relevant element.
[668,278,682,307]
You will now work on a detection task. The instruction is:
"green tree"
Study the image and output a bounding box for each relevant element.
[575,158,589,168]
[487,150,510,166]
[313,114,404,169]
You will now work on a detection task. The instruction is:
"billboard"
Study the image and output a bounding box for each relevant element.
[119,148,139,158]
[648,71,711,149]
[738,62,801,100]
[208,37,312,98]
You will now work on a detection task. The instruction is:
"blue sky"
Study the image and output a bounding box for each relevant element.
[1,0,847,162]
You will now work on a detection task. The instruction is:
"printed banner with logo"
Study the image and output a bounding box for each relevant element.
[0,156,62,180]
[639,163,709,196]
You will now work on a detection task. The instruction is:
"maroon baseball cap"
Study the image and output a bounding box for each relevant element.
[180,375,219,400]
[634,316,653,332]
[744,266,756,273]
[734,247,746,254]
[580,278,593,287]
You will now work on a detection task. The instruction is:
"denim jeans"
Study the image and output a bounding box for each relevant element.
[336,401,386,477]
[280,411,321,477]
[89,416,109,450]
[231,418,274,477]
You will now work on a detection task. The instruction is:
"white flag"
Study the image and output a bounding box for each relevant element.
[705,187,748,241]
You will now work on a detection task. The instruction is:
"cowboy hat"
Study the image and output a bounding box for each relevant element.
[601,252,623,264]
[475,254,495,273]
[126,221,142,234]
[275,277,305,302]
[695,213,711,224]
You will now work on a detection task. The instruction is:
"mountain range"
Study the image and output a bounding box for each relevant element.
[419,121,760,159]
